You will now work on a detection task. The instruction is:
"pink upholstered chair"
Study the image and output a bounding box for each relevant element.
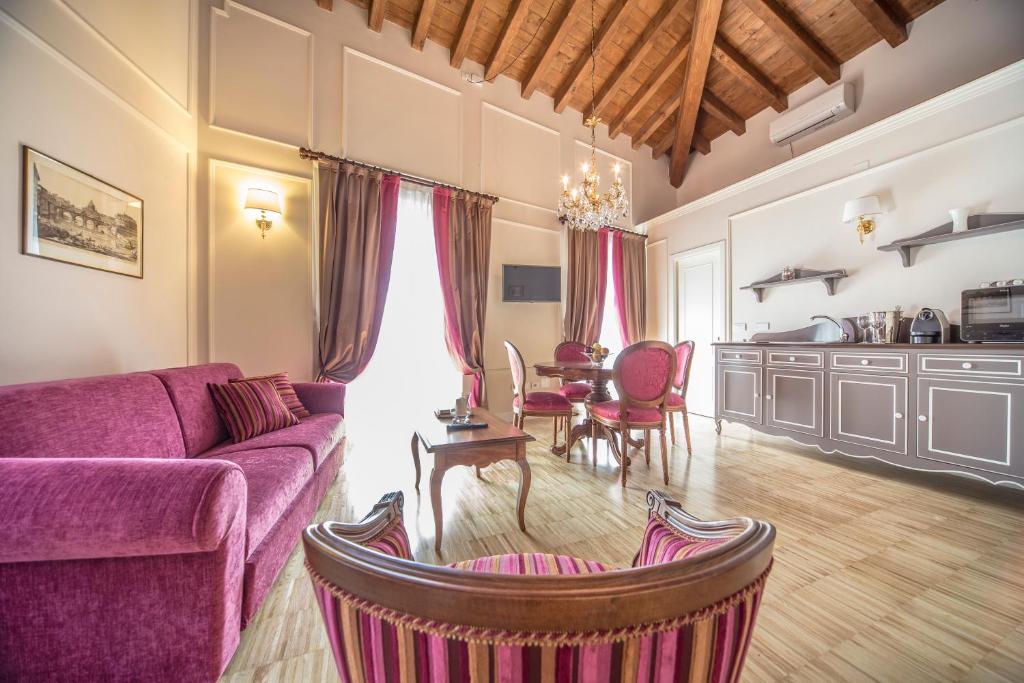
[554,341,592,405]
[305,490,774,683]
[505,340,573,449]
[588,341,676,487]
[665,341,695,454]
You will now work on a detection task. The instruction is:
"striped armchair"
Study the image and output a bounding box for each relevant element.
[304,491,774,682]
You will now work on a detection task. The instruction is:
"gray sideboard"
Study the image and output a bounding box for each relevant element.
[713,343,1024,489]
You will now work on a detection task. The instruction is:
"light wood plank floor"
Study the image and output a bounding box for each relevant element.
[221,413,1024,682]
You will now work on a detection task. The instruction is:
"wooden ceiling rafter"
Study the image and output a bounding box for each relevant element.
[653,125,709,159]
[316,0,334,9]
[668,0,723,187]
[741,0,840,84]
[520,0,588,99]
[411,0,437,50]
[368,0,388,31]
[849,0,908,47]
[711,36,786,112]
[450,0,487,69]
[552,0,643,114]
[485,0,535,80]
[608,34,690,139]
[700,89,743,136]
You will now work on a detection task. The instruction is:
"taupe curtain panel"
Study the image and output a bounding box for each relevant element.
[316,161,400,383]
[563,227,608,345]
[613,230,647,345]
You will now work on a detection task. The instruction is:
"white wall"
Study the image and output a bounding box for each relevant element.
[0,0,196,385]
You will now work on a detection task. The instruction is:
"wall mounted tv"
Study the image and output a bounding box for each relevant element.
[502,265,561,302]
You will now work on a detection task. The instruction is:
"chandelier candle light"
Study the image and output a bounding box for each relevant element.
[557,0,629,232]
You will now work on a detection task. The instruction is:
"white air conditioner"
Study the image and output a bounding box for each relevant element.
[769,82,854,146]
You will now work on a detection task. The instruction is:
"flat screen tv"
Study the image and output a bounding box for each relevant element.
[502,264,561,302]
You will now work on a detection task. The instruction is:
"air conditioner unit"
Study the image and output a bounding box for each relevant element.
[769,82,854,146]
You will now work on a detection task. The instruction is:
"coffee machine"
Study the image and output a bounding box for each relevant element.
[910,308,951,344]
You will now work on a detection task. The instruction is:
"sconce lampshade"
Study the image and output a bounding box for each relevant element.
[842,195,882,222]
[244,188,281,216]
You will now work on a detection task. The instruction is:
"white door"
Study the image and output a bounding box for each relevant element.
[671,242,726,418]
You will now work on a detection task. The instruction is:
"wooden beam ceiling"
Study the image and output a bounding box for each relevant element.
[669,0,723,187]
[328,0,951,187]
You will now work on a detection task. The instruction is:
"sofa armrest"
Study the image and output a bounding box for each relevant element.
[0,457,246,563]
[294,381,345,417]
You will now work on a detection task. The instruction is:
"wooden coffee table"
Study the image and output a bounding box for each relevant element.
[411,408,535,553]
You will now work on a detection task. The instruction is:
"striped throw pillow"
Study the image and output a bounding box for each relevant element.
[230,371,310,419]
[633,515,729,567]
[210,378,299,443]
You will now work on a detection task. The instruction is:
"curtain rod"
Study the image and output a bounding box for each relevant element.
[299,148,499,203]
[599,224,647,238]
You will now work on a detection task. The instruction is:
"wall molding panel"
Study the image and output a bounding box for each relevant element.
[481,103,560,213]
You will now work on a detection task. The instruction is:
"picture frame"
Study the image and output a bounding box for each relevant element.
[21,145,143,278]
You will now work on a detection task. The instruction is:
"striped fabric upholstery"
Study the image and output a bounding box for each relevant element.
[230,371,310,418]
[364,520,414,560]
[634,516,730,567]
[451,553,606,575]
[209,378,298,443]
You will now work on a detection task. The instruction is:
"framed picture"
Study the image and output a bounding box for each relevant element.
[21,146,143,278]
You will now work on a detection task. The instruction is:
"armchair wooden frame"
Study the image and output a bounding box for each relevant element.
[505,340,573,450]
[589,341,677,487]
[304,490,775,635]
[666,340,696,454]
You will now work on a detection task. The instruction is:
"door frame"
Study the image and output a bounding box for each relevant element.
[668,240,728,346]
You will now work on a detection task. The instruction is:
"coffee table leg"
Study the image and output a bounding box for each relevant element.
[515,444,531,532]
[411,433,421,493]
[430,466,445,553]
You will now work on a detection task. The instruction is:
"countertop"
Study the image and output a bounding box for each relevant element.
[714,341,1024,350]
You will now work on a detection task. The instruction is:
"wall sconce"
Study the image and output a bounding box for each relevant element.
[244,188,281,239]
[842,195,883,244]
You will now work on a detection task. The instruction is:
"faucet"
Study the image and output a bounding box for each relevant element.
[810,315,850,342]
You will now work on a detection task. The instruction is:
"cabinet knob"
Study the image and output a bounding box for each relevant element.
[789,356,796,361]
[754,393,760,398]
[765,394,773,400]
[860,359,870,366]
[961,362,973,369]
[894,412,903,419]
[918,415,927,422]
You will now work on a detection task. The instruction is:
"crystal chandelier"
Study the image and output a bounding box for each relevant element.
[557,0,629,232]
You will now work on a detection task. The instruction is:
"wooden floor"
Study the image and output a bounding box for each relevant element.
[221,413,1024,682]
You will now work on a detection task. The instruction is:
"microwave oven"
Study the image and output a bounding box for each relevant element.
[961,283,1024,342]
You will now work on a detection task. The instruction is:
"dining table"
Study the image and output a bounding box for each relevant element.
[533,355,642,467]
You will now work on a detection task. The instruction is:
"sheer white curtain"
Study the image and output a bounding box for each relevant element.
[345,184,462,447]
[599,252,625,354]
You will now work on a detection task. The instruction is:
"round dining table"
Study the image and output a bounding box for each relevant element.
[533,356,641,466]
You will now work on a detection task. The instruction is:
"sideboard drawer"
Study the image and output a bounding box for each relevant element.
[919,354,1024,379]
[767,350,824,368]
[830,352,907,374]
[718,348,762,365]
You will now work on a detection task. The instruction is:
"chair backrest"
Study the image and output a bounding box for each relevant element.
[504,340,528,403]
[673,341,696,393]
[554,341,589,362]
[612,341,676,409]
[304,491,775,683]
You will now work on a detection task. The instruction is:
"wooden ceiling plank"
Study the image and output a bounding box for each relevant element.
[741,0,840,84]
[368,0,387,31]
[608,34,689,139]
[450,0,487,68]
[553,0,642,114]
[316,0,334,10]
[593,0,687,116]
[412,0,437,50]
[632,90,679,149]
[485,0,534,80]
[701,90,743,136]
[669,0,723,187]
[849,0,907,48]
[521,0,587,99]
[711,37,786,112]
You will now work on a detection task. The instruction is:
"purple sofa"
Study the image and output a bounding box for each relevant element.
[0,363,346,682]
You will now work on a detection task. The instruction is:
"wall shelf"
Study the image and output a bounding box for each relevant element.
[878,213,1024,267]
[740,268,848,303]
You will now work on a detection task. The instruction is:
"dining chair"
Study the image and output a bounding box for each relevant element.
[304,490,775,683]
[504,340,572,450]
[665,341,695,454]
[588,341,676,487]
[553,341,591,405]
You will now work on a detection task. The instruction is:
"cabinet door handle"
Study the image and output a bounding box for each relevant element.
[961,362,973,369]
[918,415,927,422]
[860,359,870,366]
[894,412,903,419]
[789,356,796,361]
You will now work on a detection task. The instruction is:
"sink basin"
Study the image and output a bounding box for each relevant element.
[749,319,855,344]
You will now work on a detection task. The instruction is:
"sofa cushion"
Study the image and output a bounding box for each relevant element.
[0,373,185,459]
[450,553,607,575]
[151,363,243,457]
[230,372,310,419]
[202,447,313,554]
[200,413,345,470]
[210,379,298,443]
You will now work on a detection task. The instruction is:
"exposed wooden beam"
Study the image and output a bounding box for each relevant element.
[593,0,686,116]
[849,0,907,47]
[608,34,689,139]
[741,0,840,84]
[316,0,334,10]
[412,0,437,50]
[669,0,723,187]
[553,0,641,114]
[368,0,387,31]
[450,0,487,68]
[632,92,679,149]
[653,127,709,159]
[486,0,534,80]
[701,90,743,136]
[521,0,587,99]
[711,37,786,112]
